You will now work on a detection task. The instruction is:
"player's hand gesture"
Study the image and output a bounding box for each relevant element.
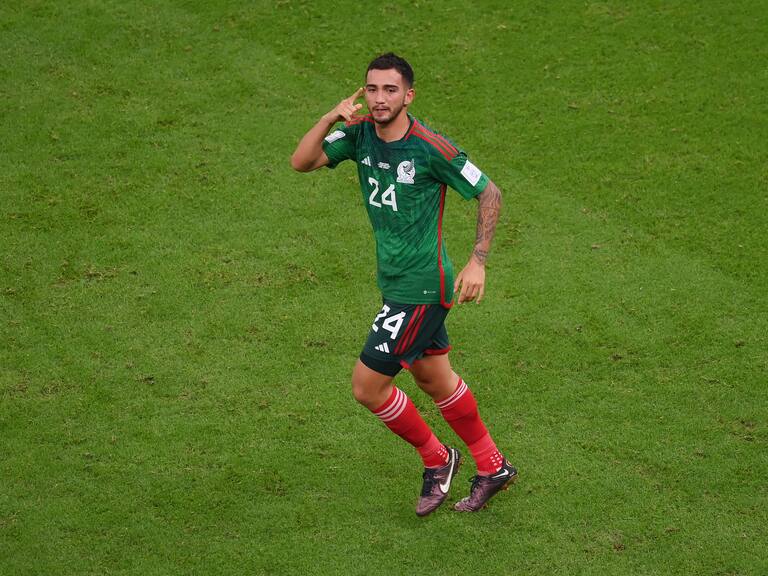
[454,257,486,304]
[324,87,365,123]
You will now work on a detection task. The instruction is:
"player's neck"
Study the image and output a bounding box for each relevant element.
[374,110,411,143]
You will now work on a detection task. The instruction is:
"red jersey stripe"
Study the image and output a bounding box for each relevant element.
[412,131,453,160]
[412,127,457,160]
[412,122,458,155]
[404,118,419,140]
[437,184,453,308]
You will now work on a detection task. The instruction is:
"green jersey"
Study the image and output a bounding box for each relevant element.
[322,113,489,307]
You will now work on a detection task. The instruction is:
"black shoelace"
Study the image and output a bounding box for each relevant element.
[421,469,439,496]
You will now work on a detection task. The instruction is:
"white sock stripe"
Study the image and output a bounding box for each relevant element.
[374,388,403,418]
[437,380,466,408]
[379,396,405,422]
[375,388,406,421]
[380,395,408,422]
[436,380,468,409]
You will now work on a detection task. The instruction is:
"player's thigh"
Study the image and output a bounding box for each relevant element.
[351,359,394,410]
[411,353,459,402]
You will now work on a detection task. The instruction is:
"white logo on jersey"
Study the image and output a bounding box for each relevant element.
[361,156,372,166]
[374,342,391,354]
[324,130,345,144]
[396,159,416,184]
[377,161,390,170]
[460,160,483,186]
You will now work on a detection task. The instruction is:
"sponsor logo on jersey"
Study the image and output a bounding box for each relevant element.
[361,156,372,166]
[460,160,483,186]
[377,161,390,169]
[374,342,391,354]
[396,159,416,184]
[324,130,346,144]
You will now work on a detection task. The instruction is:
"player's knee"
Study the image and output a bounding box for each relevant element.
[351,377,368,405]
[414,369,459,402]
[415,378,441,401]
[411,368,440,392]
[351,375,377,408]
[351,375,393,410]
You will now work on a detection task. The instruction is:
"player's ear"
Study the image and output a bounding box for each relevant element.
[405,87,415,106]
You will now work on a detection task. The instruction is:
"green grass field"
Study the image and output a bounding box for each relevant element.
[2,1,767,574]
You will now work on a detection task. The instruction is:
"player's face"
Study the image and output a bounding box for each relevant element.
[364,68,414,126]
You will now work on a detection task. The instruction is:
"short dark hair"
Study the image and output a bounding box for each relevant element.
[367,52,414,87]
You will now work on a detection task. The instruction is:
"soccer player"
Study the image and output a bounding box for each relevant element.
[290,53,516,515]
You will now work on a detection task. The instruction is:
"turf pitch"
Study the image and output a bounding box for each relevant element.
[1,1,766,574]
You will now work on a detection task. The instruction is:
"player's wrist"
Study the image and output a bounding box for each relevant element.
[321,110,341,124]
[470,252,488,267]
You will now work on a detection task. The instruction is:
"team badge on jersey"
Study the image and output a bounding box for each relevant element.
[396,159,416,184]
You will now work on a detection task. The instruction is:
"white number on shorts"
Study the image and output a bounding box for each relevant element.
[381,311,406,340]
[371,306,406,340]
[371,304,391,332]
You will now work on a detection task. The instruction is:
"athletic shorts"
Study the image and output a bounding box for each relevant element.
[359,299,452,377]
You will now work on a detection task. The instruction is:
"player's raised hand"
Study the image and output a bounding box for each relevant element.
[325,87,365,123]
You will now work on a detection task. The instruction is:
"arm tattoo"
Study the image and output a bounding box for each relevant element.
[472,180,502,265]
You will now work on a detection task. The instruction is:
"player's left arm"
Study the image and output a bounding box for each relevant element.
[454,180,502,304]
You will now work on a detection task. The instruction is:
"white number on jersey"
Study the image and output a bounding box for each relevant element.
[367,177,398,212]
[380,184,398,211]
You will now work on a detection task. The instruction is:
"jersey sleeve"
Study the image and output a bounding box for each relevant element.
[321,123,359,169]
[430,149,490,200]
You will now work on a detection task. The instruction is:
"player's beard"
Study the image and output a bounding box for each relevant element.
[371,98,407,126]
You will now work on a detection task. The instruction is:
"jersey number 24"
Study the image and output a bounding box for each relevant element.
[368,177,398,212]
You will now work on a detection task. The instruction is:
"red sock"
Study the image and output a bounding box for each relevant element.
[436,378,503,475]
[372,387,448,468]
